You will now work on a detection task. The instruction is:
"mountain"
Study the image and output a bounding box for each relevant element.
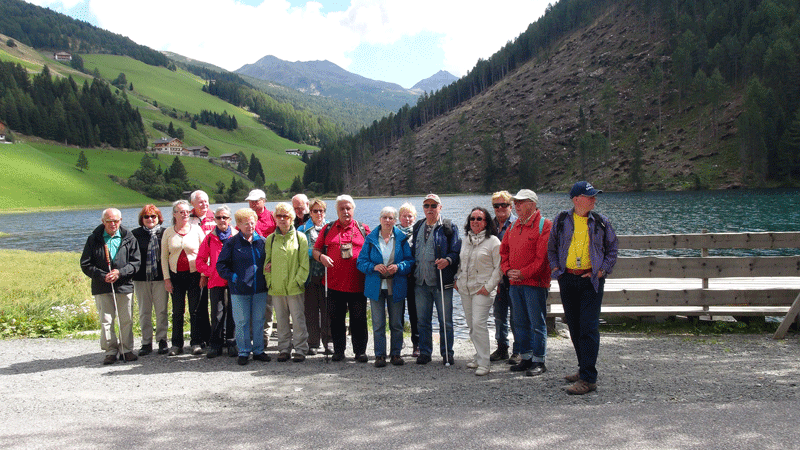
[411,70,458,94]
[305,0,800,196]
[236,55,419,113]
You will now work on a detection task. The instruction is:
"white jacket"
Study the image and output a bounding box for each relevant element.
[456,231,502,296]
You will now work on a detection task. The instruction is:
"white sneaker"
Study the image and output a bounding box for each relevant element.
[466,360,478,369]
[475,367,490,376]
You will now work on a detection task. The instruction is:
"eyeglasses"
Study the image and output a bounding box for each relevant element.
[175,210,192,215]
[275,214,291,219]
[103,219,121,224]
[423,203,438,209]
[311,209,325,214]
[143,215,158,220]
[381,216,396,220]
[469,217,485,222]
[493,203,510,209]
[215,216,230,220]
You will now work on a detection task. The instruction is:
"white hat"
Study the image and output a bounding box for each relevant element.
[512,189,539,203]
[245,189,266,201]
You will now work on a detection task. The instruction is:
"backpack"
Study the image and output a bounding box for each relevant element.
[320,220,367,252]
[554,211,606,237]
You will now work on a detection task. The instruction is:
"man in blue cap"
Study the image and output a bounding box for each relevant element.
[547,181,618,394]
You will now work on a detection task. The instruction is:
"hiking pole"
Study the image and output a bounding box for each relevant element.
[104,245,125,363]
[439,268,450,367]
[324,265,329,364]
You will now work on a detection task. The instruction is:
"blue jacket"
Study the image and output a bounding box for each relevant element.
[216,232,267,295]
[357,226,414,302]
[410,218,461,288]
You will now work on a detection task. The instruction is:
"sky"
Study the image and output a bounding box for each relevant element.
[25,0,551,89]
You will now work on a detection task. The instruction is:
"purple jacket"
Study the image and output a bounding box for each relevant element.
[547,209,618,293]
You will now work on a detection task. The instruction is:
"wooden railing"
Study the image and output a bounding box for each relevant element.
[545,231,800,339]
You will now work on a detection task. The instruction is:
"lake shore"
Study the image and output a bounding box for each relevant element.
[1,332,798,449]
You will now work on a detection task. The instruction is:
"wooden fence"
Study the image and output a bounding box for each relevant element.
[545,231,800,339]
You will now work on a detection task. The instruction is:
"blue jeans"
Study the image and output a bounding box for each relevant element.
[231,292,267,357]
[370,290,405,357]
[509,285,548,362]
[493,281,519,353]
[415,284,454,358]
[559,274,604,383]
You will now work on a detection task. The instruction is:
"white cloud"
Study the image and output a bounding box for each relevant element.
[28,0,550,81]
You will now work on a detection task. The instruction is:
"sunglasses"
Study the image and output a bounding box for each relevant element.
[215,216,230,220]
[493,203,510,209]
[469,216,485,222]
[276,214,291,219]
[423,203,438,209]
[311,209,325,213]
[143,215,158,219]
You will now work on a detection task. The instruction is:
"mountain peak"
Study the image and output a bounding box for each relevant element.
[411,70,458,93]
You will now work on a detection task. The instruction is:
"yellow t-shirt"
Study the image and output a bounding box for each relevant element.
[566,214,591,270]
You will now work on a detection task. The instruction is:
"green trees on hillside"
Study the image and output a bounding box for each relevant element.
[75,150,88,172]
[126,155,197,200]
[0,62,147,149]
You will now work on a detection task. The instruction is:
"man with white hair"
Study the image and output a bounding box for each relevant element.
[80,208,141,365]
[189,190,215,235]
[292,193,310,229]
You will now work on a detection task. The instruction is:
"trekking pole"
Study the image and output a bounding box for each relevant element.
[324,265,329,363]
[104,245,125,363]
[439,268,450,367]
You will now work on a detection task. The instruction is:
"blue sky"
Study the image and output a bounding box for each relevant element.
[26,0,549,89]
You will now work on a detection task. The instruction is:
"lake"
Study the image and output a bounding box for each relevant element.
[2,189,798,339]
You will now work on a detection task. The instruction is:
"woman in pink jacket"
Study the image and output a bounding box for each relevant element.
[196,205,239,358]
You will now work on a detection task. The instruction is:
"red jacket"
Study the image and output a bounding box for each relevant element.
[190,210,216,235]
[196,228,238,288]
[255,207,276,238]
[500,209,552,288]
[314,219,369,293]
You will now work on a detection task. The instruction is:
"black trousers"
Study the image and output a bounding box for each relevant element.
[327,288,368,356]
[209,286,235,348]
[170,270,210,347]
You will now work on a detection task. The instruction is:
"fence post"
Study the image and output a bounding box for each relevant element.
[701,229,709,314]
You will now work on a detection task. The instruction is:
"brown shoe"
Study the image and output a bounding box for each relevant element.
[123,352,138,362]
[102,354,117,365]
[564,372,580,383]
[277,352,291,362]
[507,353,522,365]
[566,379,597,395]
[292,353,306,362]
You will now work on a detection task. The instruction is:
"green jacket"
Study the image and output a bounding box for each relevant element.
[264,226,309,296]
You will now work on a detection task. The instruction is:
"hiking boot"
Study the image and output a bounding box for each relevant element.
[331,353,345,362]
[292,353,306,362]
[490,346,509,362]
[191,345,204,355]
[123,352,138,362]
[253,352,271,362]
[277,352,291,362]
[466,360,479,369]
[228,345,238,357]
[355,354,369,363]
[390,355,404,366]
[412,345,420,358]
[138,344,152,356]
[237,356,249,366]
[566,379,597,395]
[167,346,183,356]
[206,347,221,359]
[157,340,169,354]
[374,356,387,368]
[442,355,454,366]
[102,354,117,365]
[475,366,490,376]
[416,354,431,365]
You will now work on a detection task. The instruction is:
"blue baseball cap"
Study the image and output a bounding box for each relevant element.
[569,181,602,198]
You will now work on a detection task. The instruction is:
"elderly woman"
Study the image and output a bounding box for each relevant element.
[161,199,208,356]
[131,204,169,356]
[216,208,269,365]
[196,205,239,358]
[398,202,420,357]
[312,195,370,363]
[265,203,310,362]
[297,198,331,355]
[357,206,414,367]
[455,207,502,376]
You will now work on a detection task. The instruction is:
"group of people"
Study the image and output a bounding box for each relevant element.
[80,180,617,395]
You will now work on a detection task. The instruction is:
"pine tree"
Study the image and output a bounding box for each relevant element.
[76,150,89,172]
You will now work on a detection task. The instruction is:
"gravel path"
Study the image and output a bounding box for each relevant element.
[1,328,799,449]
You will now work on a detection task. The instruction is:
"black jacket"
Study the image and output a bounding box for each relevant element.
[131,226,165,282]
[80,224,140,295]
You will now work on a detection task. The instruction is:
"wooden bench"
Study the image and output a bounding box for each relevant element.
[545,231,800,339]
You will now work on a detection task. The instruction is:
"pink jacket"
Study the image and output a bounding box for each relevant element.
[196,228,239,288]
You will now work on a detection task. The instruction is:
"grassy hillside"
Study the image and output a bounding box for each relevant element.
[0,142,151,210]
[0,38,312,211]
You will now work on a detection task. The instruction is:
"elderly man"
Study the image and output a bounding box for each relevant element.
[292,193,310,229]
[80,208,141,365]
[548,181,618,395]
[312,195,370,362]
[189,190,215,235]
[489,190,519,364]
[245,189,276,238]
[500,189,552,377]
[411,193,461,365]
